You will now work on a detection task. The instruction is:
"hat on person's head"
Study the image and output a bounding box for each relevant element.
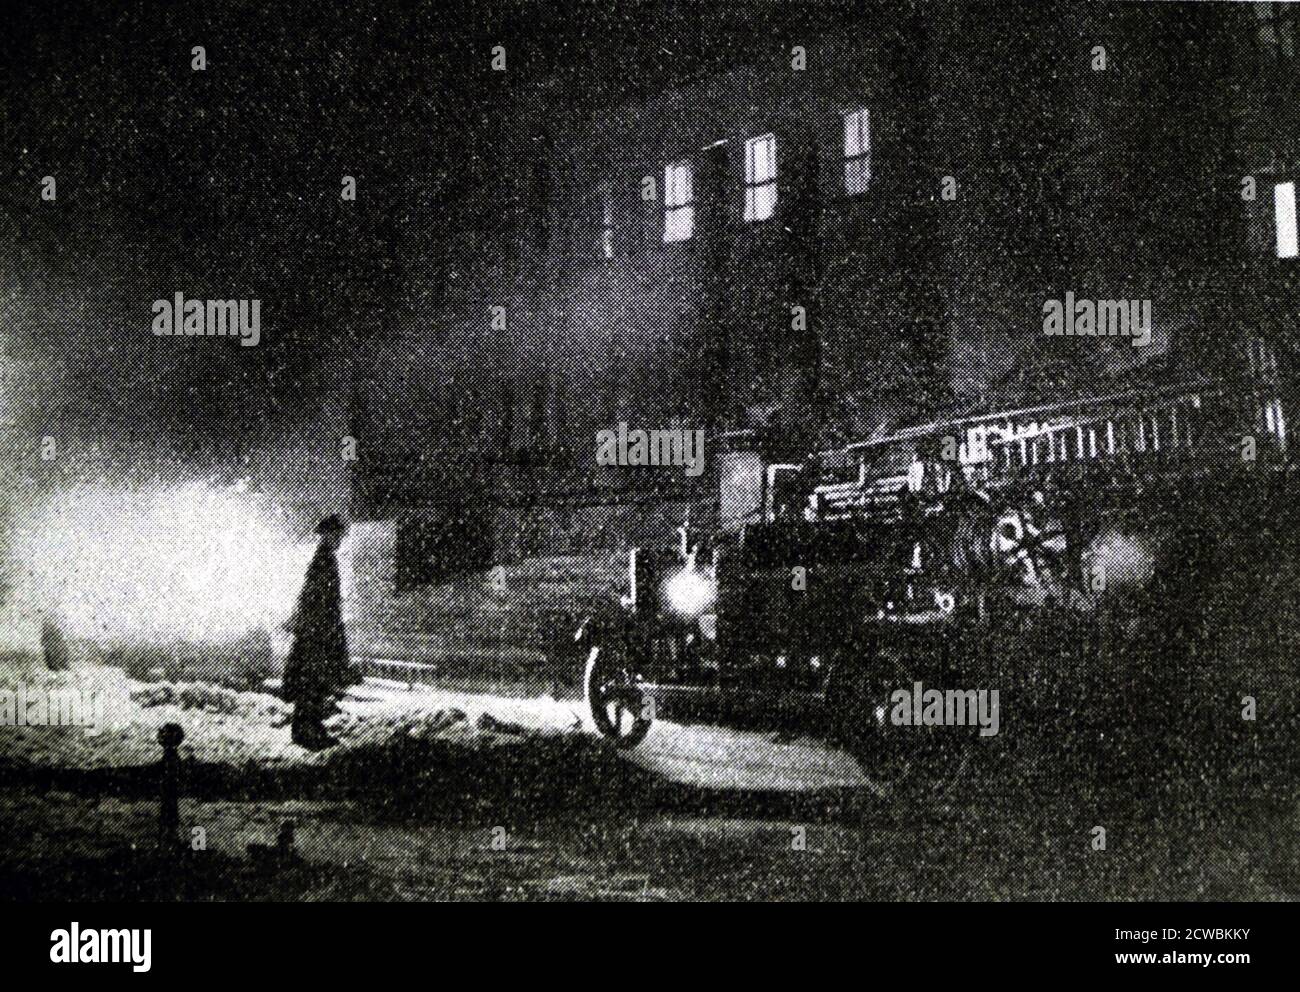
[315,514,347,535]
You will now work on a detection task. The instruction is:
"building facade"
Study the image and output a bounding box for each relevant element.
[351,0,1295,584]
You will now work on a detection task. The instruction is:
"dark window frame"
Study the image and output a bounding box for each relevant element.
[1254,2,1299,69]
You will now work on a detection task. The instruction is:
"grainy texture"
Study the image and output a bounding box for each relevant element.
[1,0,1298,904]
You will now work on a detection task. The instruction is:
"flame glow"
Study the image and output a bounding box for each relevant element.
[5,482,322,648]
[1083,527,1157,593]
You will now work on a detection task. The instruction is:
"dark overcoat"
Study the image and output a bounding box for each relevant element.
[281,541,358,705]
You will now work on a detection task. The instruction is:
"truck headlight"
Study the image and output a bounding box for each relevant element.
[663,568,716,617]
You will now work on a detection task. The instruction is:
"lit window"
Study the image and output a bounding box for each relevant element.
[843,108,870,195]
[744,134,777,222]
[1256,3,1297,66]
[600,189,614,259]
[1276,181,1297,258]
[663,160,694,242]
[1250,336,1279,375]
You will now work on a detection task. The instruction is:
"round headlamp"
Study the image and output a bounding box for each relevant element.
[662,568,716,617]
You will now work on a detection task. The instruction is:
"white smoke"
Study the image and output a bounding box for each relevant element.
[2,481,320,652]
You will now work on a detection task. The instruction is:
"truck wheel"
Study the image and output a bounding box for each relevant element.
[825,655,972,802]
[584,645,652,749]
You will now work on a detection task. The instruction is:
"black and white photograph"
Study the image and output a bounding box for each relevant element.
[0,0,1297,960]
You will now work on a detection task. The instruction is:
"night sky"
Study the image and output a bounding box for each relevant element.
[0,0,860,462]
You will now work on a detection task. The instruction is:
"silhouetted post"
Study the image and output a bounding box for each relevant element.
[277,820,296,857]
[41,617,70,672]
[157,723,184,855]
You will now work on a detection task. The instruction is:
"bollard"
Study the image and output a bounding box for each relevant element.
[157,723,185,855]
[277,820,296,856]
[41,618,70,672]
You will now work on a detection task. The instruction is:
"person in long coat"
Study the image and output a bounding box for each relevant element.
[282,514,359,749]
